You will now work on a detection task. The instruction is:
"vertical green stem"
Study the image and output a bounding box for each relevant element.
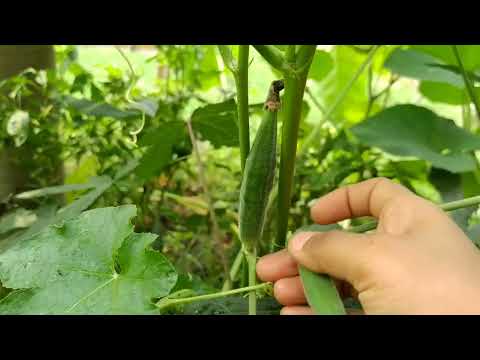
[236,45,250,172]
[246,249,257,315]
[275,46,316,248]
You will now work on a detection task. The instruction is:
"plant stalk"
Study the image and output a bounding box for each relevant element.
[156,282,272,312]
[286,45,296,63]
[275,46,316,248]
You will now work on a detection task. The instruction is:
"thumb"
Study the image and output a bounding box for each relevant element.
[288,230,373,285]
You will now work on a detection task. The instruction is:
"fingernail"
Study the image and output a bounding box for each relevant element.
[290,232,315,252]
[307,198,319,208]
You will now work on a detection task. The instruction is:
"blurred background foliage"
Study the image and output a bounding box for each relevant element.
[1,45,480,303]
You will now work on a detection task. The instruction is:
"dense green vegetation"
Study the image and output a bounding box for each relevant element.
[1,45,480,315]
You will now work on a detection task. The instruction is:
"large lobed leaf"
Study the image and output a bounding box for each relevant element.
[351,104,480,173]
[0,205,177,314]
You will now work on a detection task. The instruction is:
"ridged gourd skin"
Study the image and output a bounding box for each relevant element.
[238,110,277,252]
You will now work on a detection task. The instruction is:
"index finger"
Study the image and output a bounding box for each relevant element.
[310,177,413,224]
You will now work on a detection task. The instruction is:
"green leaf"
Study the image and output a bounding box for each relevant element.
[113,159,139,181]
[462,170,480,199]
[1,159,134,249]
[391,160,430,179]
[127,98,159,117]
[6,110,30,137]
[306,159,358,192]
[384,48,464,87]
[350,105,480,173]
[412,45,480,72]
[217,45,237,72]
[0,206,177,314]
[308,50,334,82]
[197,46,221,91]
[63,96,137,119]
[64,154,100,203]
[191,99,239,148]
[136,121,186,180]
[56,176,113,219]
[317,46,369,124]
[419,81,472,105]
[0,176,113,251]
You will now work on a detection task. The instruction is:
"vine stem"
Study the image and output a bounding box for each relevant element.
[348,194,480,234]
[186,120,230,287]
[452,45,480,121]
[114,45,145,144]
[300,45,380,156]
[156,282,272,312]
[114,46,137,103]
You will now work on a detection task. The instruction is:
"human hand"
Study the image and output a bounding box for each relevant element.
[257,178,480,314]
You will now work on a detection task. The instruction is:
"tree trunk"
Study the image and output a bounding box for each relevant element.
[0,46,57,201]
[0,45,55,80]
